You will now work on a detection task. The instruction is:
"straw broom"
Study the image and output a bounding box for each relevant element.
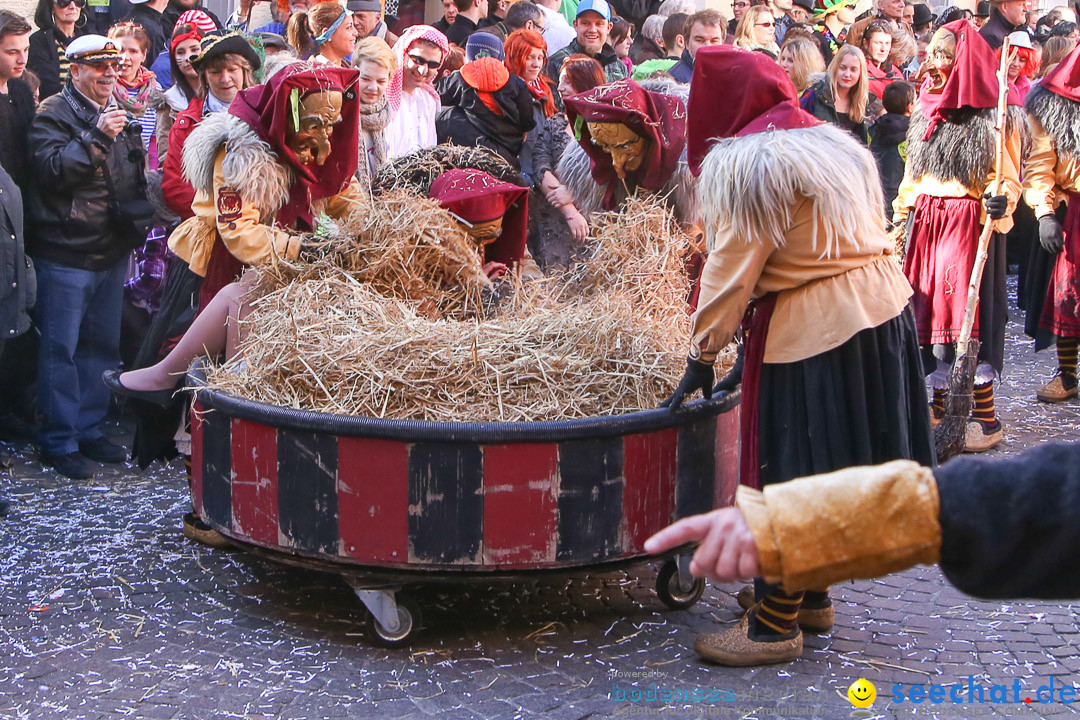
[934,37,1012,461]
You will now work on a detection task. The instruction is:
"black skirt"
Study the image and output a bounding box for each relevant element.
[129,256,203,469]
[756,306,936,489]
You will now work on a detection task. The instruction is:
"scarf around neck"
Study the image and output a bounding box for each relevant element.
[356,98,392,188]
[114,66,157,117]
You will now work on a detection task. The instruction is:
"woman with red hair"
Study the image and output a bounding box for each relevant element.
[505,29,556,118]
[1001,30,1039,100]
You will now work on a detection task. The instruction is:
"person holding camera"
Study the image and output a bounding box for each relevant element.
[27,36,149,479]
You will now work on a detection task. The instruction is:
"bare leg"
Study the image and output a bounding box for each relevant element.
[120,282,247,392]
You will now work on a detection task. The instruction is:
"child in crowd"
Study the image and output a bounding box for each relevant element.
[869,79,914,218]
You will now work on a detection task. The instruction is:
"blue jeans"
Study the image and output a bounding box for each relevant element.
[33,257,126,456]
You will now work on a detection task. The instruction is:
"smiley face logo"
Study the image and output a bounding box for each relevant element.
[847,679,876,708]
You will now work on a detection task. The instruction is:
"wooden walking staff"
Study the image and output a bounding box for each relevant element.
[935,37,1013,461]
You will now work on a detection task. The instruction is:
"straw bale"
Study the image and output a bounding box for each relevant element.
[204,193,734,421]
[371,144,525,198]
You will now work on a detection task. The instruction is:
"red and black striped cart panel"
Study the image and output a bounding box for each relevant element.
[189,368,740,573]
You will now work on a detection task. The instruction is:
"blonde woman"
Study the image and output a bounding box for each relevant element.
[352,36,396,188]
[733,6,780,58]
[799,44,873,145]
[1038,36,1077,78]
[778,34,825,94]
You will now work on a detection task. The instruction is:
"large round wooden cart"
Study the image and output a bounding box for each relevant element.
[187,363,740,645]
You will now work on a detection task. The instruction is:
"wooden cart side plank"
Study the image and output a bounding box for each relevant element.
[555,438,624,562]
[230,418,279,546]
[714,406,740,508]
[408,443,484,564]
[337,436,410,563]
[190,402,206,518]
[675,417,717,519]
[621,428,679,554]
[277,429,340,553]
[201,406,233,530]
[481,443,560,566]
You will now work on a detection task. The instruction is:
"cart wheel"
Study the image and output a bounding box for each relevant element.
[656,560,705,610]
[365,593,422,647]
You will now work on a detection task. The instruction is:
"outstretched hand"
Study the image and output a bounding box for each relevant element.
[644,508,761,583]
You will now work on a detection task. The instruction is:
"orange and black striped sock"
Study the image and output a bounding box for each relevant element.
[932,387,946,416]
[753,588,804,637]
[972,381,996,425]
[1059,338,1078,377]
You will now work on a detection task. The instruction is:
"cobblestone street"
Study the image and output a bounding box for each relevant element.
[2,298,1079,720]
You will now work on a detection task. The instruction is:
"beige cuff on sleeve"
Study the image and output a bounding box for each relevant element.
[735,460,942,591]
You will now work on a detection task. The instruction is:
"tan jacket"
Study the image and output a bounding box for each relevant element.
[169,147,368,277]
[1022,113,1080,219]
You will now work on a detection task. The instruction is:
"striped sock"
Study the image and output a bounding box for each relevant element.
[753,588,804,637]
[972,381,997,425]
[932,387,946,416]
[1059,338,1078,377]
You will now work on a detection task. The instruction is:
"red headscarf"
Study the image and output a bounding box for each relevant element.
[563,79,686,210]
[1041,42,1080,102]
[504,29,556,117]
[917,20,1002,140]
[686,45,820,175]
[429,169,529,268]
[229,64,360,230]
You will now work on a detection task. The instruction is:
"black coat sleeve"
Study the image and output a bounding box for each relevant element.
[936,441,1080,599]
[28,31,62,100]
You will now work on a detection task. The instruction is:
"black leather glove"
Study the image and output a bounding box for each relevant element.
[983,193,1008,220]
[712,345,744,394]
[1039,214,1065,254]
[661,356,715,411]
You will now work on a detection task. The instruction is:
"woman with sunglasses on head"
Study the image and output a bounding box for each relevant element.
[733,5,781,58]
[28,0,90,100]
[385,25,450,158]
[860,19,902,99]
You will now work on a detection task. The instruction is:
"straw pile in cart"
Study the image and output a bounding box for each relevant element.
[202,193,734,421]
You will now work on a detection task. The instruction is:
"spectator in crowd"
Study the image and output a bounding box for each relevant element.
[1043,5,1077,30]
[937,6,972,26]
[889,25,916,71]
[790,0,814,24]
[288,3,358,65]
[433,0,459,34]
[910,2,932,34]
[861,20,902,98]
[778,33,825,94]
[535,0,577,55]
[484,0,513,35]
[483,1,546,41]
[21,68,41,104]
[121,0,167,65]
[610,17,633,75]
[107,22,161,162]
[545,0,628,85]
[974,0,991,28]
[728,0,748,36]
[869,79,913,215]
[386,25,449,157]
[1039,35,1077,77]
[228,0,308,34]
[630,14,665,63]
[661,12,688,61]
[154,24,200,165]
[733,5,780,58]
[814,0,856,64]
[533,54,605,252]
[1051,20,1079,40]
[0,12,35,190]
[447,0,489,46]
[438,35,536,166]
[847,0,905,49]
[27,36,148,479]
[981,0,1027,49]
[148,8,215,89]
[352,37,395,188]
[462,30,503,60]
[348,0,399,47]
[162,0,223,38]
[1002,29,1038,98]
[800,44,873,144]
[161,32,260,220]
[505,28,556,183]
[28,0,90,100]
[1026,9,1039,35]
[668,9,724,83]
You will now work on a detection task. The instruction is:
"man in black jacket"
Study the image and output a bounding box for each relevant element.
[980,0,1026,49]
[121,0,169,66]
[27,36,146,480]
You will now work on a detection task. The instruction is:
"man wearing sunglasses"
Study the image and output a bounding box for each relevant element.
[386,25,449,158]
[25,36,148,480]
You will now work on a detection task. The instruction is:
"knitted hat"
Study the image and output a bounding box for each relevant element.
[466,32,504,61]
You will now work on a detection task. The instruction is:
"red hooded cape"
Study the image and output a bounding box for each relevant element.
[563,79,687,211]
[429,169,529,268]
[229,63,360,230]
[918,20,1005,140]
[686,45,820,175]
[1041,42,1080,102]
